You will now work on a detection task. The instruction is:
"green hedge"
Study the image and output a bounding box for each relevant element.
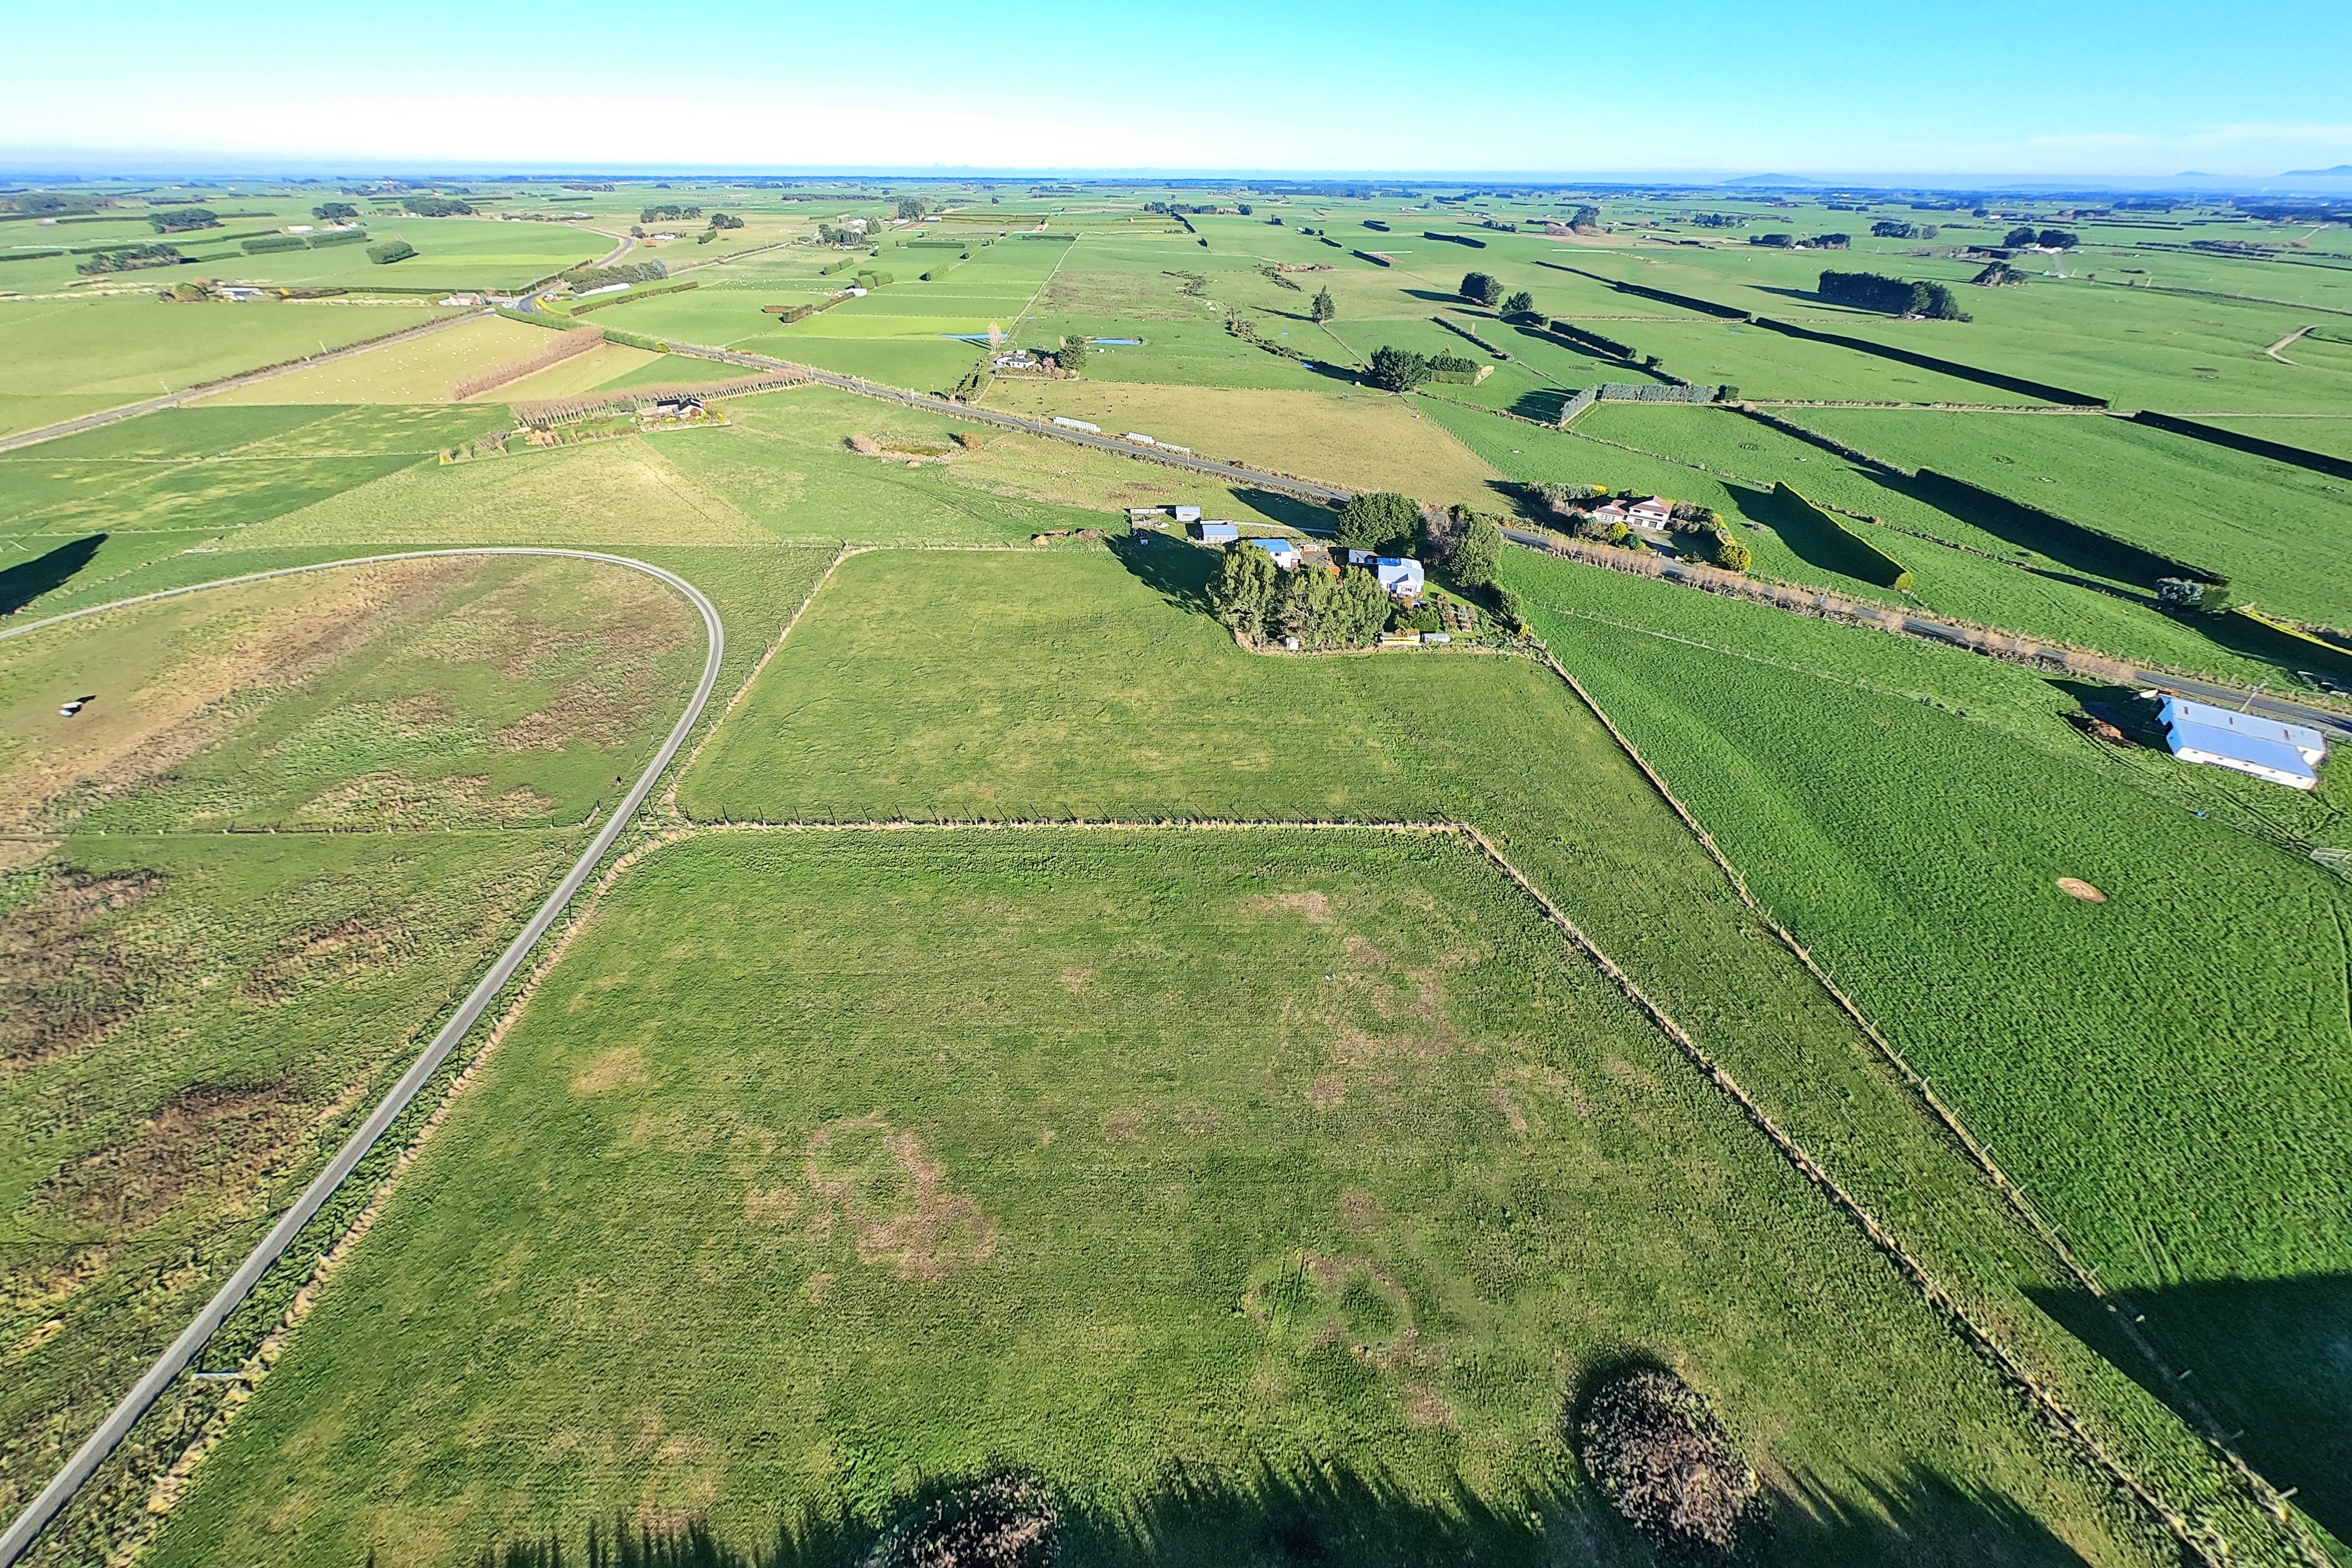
[241,234,309,255]
[566,279,699,315]
[2130,410,2352,484]
[1750,317,2105,406]
[309,228,369,249]
[366,240,417,265]
[600,326,671,353]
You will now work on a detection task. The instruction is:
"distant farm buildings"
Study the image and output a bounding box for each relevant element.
[2158,696,2328,790]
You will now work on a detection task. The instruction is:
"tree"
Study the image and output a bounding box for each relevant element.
[1335,491,1421,552]
[1713,535,1753,573]
[1460,270,1502,306]
[312,201,359,222]
[1208,541,1279,639]
[1447,513,1503,590]
[1501,289,1535,318]
[148,208,218,233]
[1328,566,1391,646]
[1365,345,1431,393]
[1058,335,1088,373]
[1309,286,1335,322]
[2003,225,2039,248]
[2037,228,2079,249]
[897,198,926,220]
[709,212,744,229]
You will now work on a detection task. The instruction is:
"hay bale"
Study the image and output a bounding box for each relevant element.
[866,1474,1058,1568]
[1577,1367,1759,1561]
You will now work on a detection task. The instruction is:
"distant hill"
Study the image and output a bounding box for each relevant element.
[2283,164,2352,176]
[1720,173,1827,187]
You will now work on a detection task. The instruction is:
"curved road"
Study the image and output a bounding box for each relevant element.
[0,548,724,1567]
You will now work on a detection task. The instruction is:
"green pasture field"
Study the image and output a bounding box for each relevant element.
[1793,408,2352,628]
[192,217,596,292]
[1,553,702,833]
[148,830,2156,1568]
[0,829,579,1543]
[2203,413,2352,462]
[1507,549,2352,1542]
[1565,403,2287,681]
[0,296,461,440]
[1,549,728,1547]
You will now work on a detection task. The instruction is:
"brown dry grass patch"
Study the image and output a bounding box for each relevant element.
[0,866,171,1066]
[803,1114,997,1280]
[39,1078,298,1231]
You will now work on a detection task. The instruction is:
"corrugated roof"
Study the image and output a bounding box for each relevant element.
[2161,697,2326,764]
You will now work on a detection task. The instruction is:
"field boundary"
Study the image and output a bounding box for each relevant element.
[0,548,726,1568]
[1524,640,2327,1567]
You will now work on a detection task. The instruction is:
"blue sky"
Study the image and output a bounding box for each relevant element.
[7,0,2348,178]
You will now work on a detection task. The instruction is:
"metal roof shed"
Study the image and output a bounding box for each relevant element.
[2159,696,2324,790]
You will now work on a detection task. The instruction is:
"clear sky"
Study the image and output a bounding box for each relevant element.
[7,0,2348,179]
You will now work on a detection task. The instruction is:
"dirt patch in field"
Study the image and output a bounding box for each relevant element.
[296,772,557,827]
[4,557,478,832]
[1256,891,1331,922]
[1057,965,1093,992]
[571,1045,650,1096]
[1310,1074,1348,1110]
[0,865,172,1066]
[804,1114,997,1280]
[39,1078,298,1231]
[1102,1107,1145,1141]
[239,909,416,1005]
[2057,877,2107,903]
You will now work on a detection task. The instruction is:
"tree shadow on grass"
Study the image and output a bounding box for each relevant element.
[477,1454,2119,1568]
[1509,387,1575,423]
[2030,1272,2352,1545]
[1109,530,1217,615]
[1235,487,1341,535]
[1726,481,1896,591]
[0,533,107,618]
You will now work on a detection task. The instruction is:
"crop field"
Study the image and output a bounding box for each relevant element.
[196,317,566,405]
[1506,548,2352,1538]
[141,830,2153,1568]
[0,550,719,1550]
[0,297,462,440]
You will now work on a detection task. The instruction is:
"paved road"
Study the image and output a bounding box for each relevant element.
[0,309,495,457]
[0,549,724,1568]
[1502,527,2352,738]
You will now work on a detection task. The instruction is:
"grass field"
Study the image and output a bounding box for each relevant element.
[1793,409,2352,629]
[0,547,727,1550]
[196,316,557,405]
[143,830,2156,1568]
[0,296,462,440]
[1506,547,2352,1541]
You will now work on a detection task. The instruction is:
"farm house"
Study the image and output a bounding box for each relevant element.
[1245,537,1302,569]
[1340,550,1426,601]
[2157,696,2327,790]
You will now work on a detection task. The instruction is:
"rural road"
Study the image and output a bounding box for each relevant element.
[0,548,724,1568]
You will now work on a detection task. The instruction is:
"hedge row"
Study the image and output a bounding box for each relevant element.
[1424,230,1486,248]
[240,234,309,255]
[2130,409,2352,483]
[1749,317,2107,406]
[1910,468,2224,586]
[1598,382,1722,403]
[1540,262,1751,319]
[566,279,699,316]
[1548,319,1636,359]
[1352,250,1393,267]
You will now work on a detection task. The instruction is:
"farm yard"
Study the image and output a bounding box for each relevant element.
[3,172,2351,1568]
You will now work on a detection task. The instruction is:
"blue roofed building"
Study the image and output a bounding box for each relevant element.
[2157,696,2327,790]
[1375,557,1425,601]
[1245,537,1301,569]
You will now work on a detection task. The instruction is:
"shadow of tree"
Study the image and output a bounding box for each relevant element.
[476,1456,2117,1568]
[2030,1272,2352,1544]
[0,533,106,618]
[1509,389,1575,423]
[1725,482,1896,590]
[1235,488,1341,536]
[1109,531,1217,614]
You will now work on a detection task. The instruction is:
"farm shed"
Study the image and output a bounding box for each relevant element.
[1173,506,1202,523]
[1051,416,1101,433]
[1247,538,1302,569]
[1197,521,1240,543]
[2157,696,2326,790]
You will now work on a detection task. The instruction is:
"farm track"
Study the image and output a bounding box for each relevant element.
[0,547,725,1568]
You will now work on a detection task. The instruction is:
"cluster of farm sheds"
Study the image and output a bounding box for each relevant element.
[1128,503,1434,643]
